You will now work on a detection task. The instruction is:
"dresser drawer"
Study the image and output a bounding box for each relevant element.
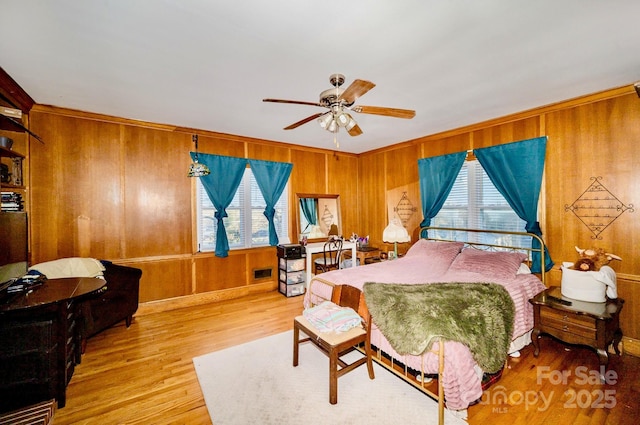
[540,306,596,340]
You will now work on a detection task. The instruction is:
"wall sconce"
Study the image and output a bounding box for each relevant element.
[188,134,210,177]
[382,216,411,259]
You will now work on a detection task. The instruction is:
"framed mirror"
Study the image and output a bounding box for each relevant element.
[296,193,341,242]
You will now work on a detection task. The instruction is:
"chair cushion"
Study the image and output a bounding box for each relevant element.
[295,315,366,346]
[303,300,362,332]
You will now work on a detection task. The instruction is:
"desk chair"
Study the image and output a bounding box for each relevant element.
[314,238,343,274]
[293,284,375,404]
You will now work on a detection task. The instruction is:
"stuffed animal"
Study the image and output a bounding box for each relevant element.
[573,257,596,271]
[572,246,622,271]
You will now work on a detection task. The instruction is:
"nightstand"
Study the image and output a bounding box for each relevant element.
[346,246,380,265]
[529,287,624,369]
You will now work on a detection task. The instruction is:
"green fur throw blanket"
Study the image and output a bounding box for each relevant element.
[363,282,515,373]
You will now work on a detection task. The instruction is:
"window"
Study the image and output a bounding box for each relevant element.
[432,159,528,247]
[196,168,290,252]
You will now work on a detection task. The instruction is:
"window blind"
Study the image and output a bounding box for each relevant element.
[196,168,289,252]
[432,160,528,247]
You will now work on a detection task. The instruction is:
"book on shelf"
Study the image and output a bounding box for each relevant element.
[1,191,23,211]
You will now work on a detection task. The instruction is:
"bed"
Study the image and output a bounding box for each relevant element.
[303,227,548,422]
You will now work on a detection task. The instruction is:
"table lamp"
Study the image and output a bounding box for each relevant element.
[382,217,411,259]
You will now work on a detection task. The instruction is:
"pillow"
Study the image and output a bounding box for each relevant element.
[29,257,106,279]
[448,249,527,280]
[404,239,464,274]
[517,262,532,275]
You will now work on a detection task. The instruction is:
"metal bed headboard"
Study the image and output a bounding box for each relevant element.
[420,226,548,286]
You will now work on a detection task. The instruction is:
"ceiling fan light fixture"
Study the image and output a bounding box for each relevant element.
[335,110,350,127]
[263,74,415,140]
[318,112,333,129]
[345,115,357,131]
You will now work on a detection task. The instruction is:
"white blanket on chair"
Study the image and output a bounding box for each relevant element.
[29,257,105,279]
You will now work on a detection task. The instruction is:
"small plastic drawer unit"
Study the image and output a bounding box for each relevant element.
[277,244,306,297]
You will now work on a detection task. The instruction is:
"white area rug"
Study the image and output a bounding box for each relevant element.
[193,331,467,425]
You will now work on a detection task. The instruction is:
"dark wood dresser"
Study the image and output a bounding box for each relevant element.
[0,278,106,413]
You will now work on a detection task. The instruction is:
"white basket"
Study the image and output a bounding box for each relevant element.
[560,264,606,303]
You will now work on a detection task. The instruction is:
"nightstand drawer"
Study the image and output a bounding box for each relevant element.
[540,306,596,340]
[540,306,595,326]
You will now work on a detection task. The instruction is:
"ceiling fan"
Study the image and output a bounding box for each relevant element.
[263,74,415,139]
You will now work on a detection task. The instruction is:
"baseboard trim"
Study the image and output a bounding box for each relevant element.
[622,336,640,358]
[136,281,277,316]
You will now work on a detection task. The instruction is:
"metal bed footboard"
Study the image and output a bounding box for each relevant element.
[304,227,549,425]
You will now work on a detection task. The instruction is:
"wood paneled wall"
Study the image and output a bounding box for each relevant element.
[15,82,640,344]
[358,86,640,342]
[27,106,359,304]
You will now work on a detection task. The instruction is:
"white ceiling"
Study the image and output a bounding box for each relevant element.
[1,1,639,154]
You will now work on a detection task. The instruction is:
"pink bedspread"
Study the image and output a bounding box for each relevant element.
[303,252,545,410]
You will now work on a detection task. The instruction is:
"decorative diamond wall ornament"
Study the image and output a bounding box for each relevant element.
[321,204,334,229]
[394,191,417,226]
[565,176,634,239]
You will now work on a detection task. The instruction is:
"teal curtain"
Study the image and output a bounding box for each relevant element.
[474,136,554,272]
[248,159,293,246]
[417,152,466,237]
[299,198,317,231]
[193,153,247,258]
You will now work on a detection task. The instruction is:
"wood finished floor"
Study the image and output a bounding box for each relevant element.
[56,291,640,425]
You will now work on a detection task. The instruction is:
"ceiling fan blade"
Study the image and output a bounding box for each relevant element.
[263,98,322,107]
[347,123,363,137]
[283,113,324,130]
[338,79,375,104]
[352,105,415,119]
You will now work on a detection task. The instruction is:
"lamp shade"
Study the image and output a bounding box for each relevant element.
[187,160,210,177]
[188,134,211,177]
[382,217,411,243]
[318,112,333,129]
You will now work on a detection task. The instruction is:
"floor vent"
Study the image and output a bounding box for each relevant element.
[253,267,273,280]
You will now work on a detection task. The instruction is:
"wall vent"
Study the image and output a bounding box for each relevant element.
[253,267,273,280]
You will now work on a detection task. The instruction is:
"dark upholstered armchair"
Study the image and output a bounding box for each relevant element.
[83,261,142,338]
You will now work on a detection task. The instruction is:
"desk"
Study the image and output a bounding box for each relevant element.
[305,240,357,287]
[0,278,106,412]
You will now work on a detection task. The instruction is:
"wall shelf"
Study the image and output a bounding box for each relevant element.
[0,114,42,143]
[0,145,25,159]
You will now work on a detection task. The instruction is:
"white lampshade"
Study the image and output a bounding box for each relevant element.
[344,114,357,131]
[382,217,411,243]
[383,217,410,259]
[335,111,350,127]
[318,112,333,129]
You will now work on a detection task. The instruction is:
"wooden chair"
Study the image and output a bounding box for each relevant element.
[293,284,375,404]
[313,238,343,274]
